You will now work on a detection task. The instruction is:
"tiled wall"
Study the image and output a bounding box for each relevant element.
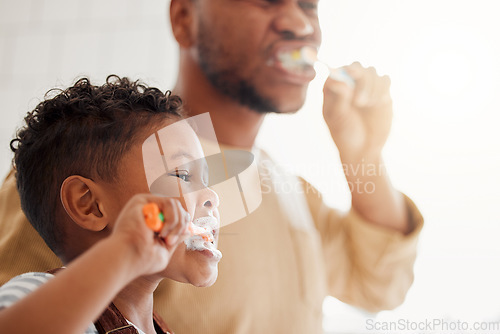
[0,0,178,178]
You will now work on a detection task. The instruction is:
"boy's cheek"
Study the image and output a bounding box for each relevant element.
[160,243,189,281]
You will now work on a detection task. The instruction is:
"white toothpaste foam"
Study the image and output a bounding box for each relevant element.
[184,216,222,261]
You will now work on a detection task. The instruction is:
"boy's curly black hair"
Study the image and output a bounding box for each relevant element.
[10,75,183,255]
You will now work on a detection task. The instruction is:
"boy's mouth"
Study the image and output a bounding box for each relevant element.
[185,216,222,261]
[189,222,214,242]
[189,216,218,241]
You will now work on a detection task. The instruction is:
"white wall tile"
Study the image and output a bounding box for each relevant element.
[0,0,177,173]
[12,32,53,75]
[38,0,80,22]
[0,0,33,24]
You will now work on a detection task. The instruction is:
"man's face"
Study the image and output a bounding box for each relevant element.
[191,0,321,114]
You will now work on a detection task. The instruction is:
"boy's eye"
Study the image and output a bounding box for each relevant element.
[169,170,191,182]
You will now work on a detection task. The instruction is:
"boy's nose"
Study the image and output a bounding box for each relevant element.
[203,188,220,209]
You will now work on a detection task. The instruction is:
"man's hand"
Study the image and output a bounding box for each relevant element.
[323,62,392,162]
[322,63,411,234]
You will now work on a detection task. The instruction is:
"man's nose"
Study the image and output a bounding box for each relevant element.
[272,3,315,39]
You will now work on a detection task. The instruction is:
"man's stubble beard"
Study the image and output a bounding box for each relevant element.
[196,24,280,115]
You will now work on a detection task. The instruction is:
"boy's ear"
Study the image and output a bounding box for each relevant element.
[60,176,109,232]
[170,0,196,47]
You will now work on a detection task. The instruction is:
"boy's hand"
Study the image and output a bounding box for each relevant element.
[111,194,190,277]
[0,193,190,334]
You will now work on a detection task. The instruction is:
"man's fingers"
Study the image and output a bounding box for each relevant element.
[344,64,392,109]
[356,66,374,106]
[364,73,391,107]
[323,77,353,119]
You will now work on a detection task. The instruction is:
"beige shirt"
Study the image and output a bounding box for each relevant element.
[0,149,423,333]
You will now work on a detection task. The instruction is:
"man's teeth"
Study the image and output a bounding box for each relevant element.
[277,47,317,74]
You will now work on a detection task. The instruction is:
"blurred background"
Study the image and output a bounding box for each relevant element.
[0,0,499,333]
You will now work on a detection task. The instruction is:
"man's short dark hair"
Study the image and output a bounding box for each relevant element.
[10,75,183,255]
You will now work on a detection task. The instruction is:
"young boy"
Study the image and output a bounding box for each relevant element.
[0,75,222,333]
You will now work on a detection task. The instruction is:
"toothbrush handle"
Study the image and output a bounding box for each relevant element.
[143,203,164,232]
[329,68,355,88]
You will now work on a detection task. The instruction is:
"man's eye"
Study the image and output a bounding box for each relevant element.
[299,1,318,11]
[242,0,279,8]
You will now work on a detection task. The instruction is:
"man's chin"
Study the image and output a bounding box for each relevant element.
[258,87,309,115]
[253,108,300,115]
[205,72,307,115]
[253,99,306,115]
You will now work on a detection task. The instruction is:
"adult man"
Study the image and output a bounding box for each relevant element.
[0,0,423,332]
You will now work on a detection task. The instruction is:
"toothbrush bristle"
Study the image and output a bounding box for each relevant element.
[300,46,318,65]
